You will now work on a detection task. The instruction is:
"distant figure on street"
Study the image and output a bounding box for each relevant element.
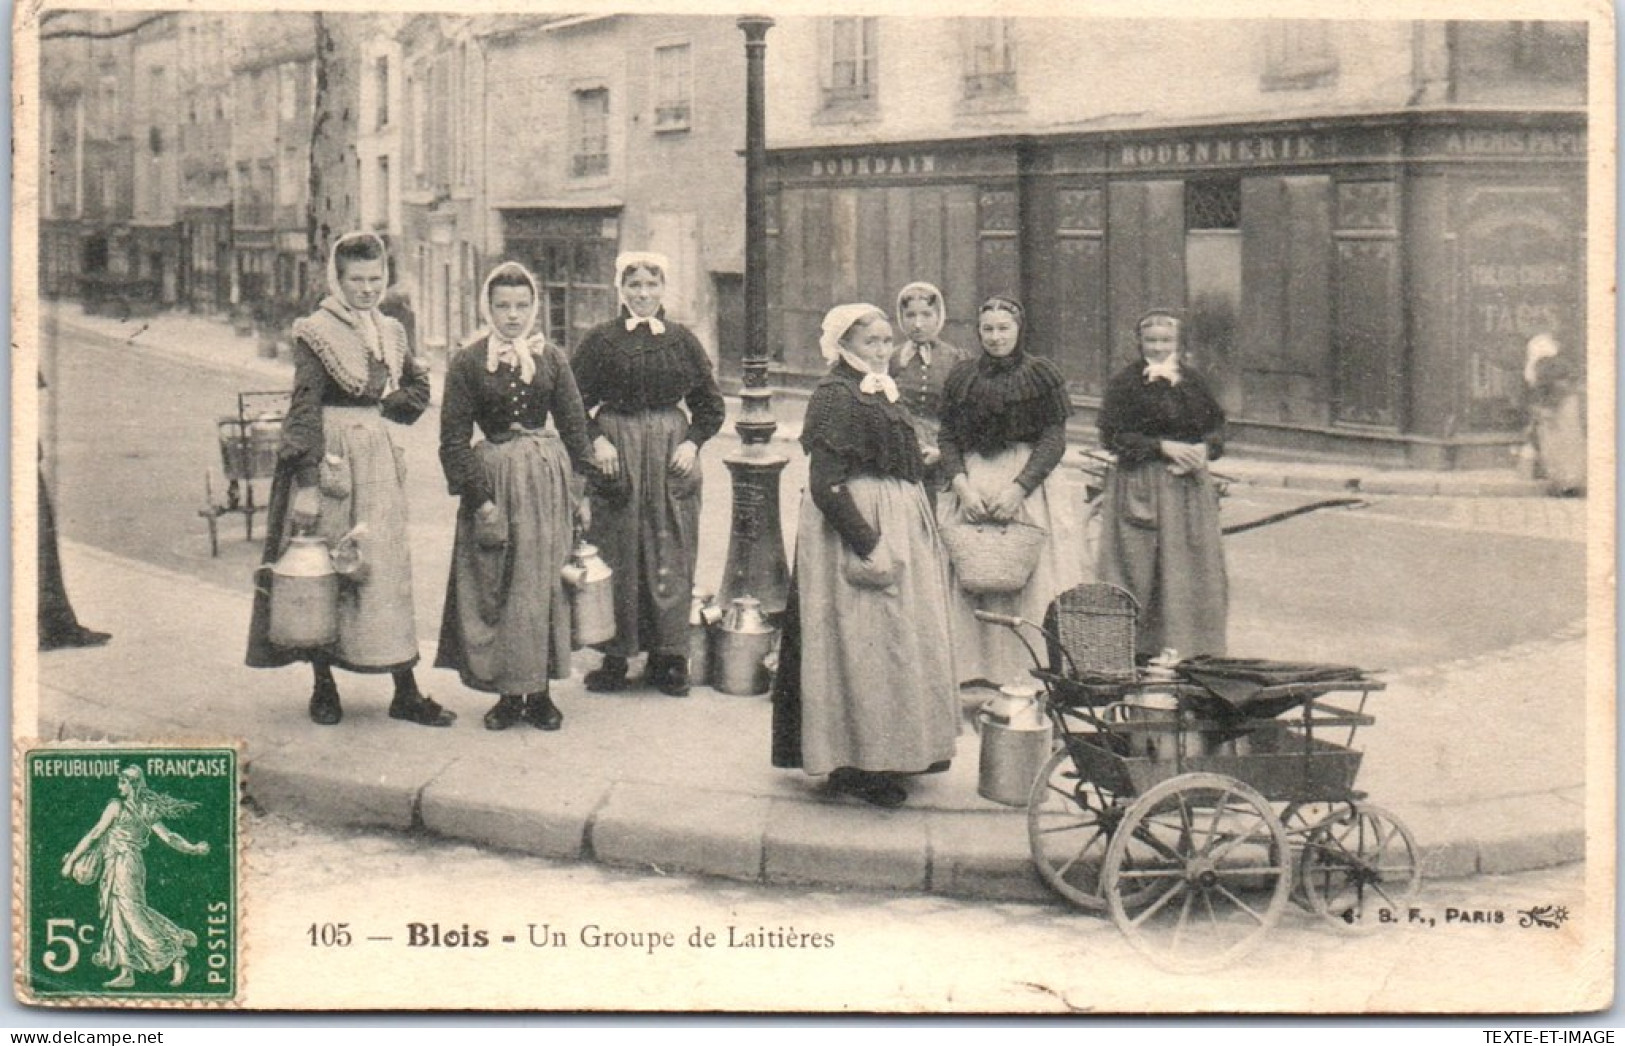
[937,295,1084,689]
[1523,333,1586,498]
[570,251,725,698]
[436,261,595,732]
[888,281,971,511]
[246,231,453,728]
[39,373,111,652]
[1095,308,1228,660]
[771,303,959,809]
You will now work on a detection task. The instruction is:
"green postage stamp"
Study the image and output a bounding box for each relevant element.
[15,743,241,1007]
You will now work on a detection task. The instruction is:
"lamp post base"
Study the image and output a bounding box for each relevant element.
[718,448,790,617]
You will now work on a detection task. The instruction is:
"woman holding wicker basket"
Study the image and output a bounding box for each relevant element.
[937,295,1085,690]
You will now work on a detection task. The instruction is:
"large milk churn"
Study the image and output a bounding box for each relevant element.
[714,596,776,696]
[269,535,339,648]
[689,587,724,688]
[561,539,616,647]
[977,684,1052,807]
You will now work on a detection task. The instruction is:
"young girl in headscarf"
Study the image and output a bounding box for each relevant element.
[938,295,1085,689]
[570,252,725,697]
[771,304,959,809]
[436,261,595,731]
[888,281,971,505]
[246,232,453,727]
[1095,308,1228,659]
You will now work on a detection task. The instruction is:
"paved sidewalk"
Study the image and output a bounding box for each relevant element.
[38,540,1586,903]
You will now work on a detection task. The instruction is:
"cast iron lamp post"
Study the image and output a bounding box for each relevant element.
[718,15,789,615]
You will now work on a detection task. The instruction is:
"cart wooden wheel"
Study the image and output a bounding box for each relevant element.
[1026,746,1140,911]
[1299,802,1421,933]
[1101,772,1293,972]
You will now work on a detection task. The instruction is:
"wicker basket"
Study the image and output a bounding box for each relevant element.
[941,521,1047,594]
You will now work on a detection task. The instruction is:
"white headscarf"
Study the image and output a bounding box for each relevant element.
[819,303,899,403]
[478,261,543,384]
[315,231,404,395]
[893,280,946,368]
[1137,310,1183,386]
[1524,333,1560,387]
[615,251,670,335]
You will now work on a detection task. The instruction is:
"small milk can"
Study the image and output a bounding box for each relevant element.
[977,685,1052,807]
[714,596,776,696]
[561,539,616,647]
[269,535,338,648]
[689,587,724,688]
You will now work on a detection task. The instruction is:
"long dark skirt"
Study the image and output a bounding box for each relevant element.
[1094,460,1228,659]
[588,407,700,658]
[436,431,577,694]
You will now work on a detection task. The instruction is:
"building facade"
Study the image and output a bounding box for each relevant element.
[176,14,234,313]
[39,11,144,306]
[761,18,1588,467]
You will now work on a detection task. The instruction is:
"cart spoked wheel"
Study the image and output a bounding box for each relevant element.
[1278,802,1339,910]
[1027,747,1143,911]
[1101,773,1292,972]
[1299,802,1421,933]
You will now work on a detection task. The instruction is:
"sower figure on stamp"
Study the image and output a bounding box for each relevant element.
[61,766,209,989]
[245,232,454,727]
[570,251,725,697]
[436,262,594,732]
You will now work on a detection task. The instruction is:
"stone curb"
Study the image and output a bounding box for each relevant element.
[41,686,1585,906]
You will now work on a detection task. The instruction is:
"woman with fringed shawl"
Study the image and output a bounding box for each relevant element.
[246,232,454,727]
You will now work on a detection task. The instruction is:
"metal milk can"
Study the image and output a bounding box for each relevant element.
[977,684,1053,807]
[714,596,776,696]
[268,535,338,648]
[561,539,616,647]
[689,587,724,688]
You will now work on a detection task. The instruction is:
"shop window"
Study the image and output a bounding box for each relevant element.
[653,43,692,132]
[821,18,878,111]
[1262,21,1338,90]
[961,19,1018,100]
[572,88,610,178]
[1186,180,1241,230]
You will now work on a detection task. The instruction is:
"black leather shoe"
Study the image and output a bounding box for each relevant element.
[524,692,563,731]
[389,691,456,727]
[41,626,112,651]
[828,768,907,809]
[483,694,525,731]
[651,655,690,698]
[584,656,630,693]
[308,683,343,726]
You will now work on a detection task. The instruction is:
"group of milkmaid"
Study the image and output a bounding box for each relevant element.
[247,233,1231,810]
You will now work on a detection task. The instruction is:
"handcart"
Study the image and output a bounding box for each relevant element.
[977,582,1420,972]
[199,391,289,557]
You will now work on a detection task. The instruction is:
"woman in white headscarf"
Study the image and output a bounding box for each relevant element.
[1095,308,1228,660]
[770,304,959,809]
[1522,333,1586,497]
[889,281,971,508]
[569,252,726,697]
[246,232,453,727]
[436,261,595,731]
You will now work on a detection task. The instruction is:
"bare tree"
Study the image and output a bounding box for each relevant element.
[306,12,360,303]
